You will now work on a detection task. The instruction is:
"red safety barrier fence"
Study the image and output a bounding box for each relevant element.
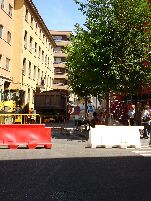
[0,124,52,149]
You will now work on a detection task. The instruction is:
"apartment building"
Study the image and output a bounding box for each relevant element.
[10,0,56,108]
[50,30,71,91]
[0,0,14,94]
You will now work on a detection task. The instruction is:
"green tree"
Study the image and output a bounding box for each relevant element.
[66,0,151,124]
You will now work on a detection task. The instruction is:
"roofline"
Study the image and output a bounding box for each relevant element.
[25,0,56,47]
[50,30,72,33]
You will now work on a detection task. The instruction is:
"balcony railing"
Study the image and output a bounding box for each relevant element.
[53,84,68,90]
[53,63,66,68]
[54,74,68,79]
[55,40,71,46]
[53,52,67,57]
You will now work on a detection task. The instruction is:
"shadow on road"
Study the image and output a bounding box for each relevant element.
[52,128,89,141]
[0,156,151,201]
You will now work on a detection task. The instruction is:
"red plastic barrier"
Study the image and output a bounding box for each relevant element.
[0,124,52,149]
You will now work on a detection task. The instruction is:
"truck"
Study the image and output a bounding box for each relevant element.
[34,89,69,123]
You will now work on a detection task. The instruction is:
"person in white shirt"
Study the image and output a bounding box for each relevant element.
[128,105,135,126]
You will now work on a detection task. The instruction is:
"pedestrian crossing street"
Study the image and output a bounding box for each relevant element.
[132,146,151,157]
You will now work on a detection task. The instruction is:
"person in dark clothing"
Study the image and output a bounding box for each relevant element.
[90,112,99,128]
[142,105,151,139]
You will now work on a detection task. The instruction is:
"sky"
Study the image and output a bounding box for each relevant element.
[32,0,86,32]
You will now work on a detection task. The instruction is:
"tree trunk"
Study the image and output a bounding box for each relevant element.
[105,92,110,125]
[84,96,88,130]
[84,96,88,119]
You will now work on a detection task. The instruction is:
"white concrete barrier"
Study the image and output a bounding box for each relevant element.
[88,126,143,149]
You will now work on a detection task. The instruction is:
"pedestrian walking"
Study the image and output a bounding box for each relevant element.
[128,104,135,126]
[90,112,99,128]
[141,104,151,139]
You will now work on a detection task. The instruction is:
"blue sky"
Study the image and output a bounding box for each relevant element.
[32,0,86,31]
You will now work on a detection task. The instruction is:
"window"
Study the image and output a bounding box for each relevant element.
[6,58,10,70]
[53,36,62,41]
[46,38,47,47]
[24,31,27,48]
[1,0,4,9]
[34,42,37,53]
[30,37,33,51]
[47,75,49,86]
[0,55,2,67]
[54,47,61,52]
[43,34,45,43]
[48,57,49,66]
[8,4,13,17]
[38,47,41,58]
[28,61,31,78]
[33,66,36,80]
[23,58,26,74]
[35,23,38,34]
[30,17,33,28]
[42,51,44,63]
[48,43,51,51]
[39,29,42,39]
[38,68,40,82]
[54,58,61,64]
[45,55,47,64]
[25,9,28,21]
[32,90,35,103]
[28,88,30,102]
[0,25,3,38]
[7,31,11,44]
[41,71,43,79]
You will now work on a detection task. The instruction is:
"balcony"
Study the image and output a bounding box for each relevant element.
[53,84,68,90]
[53,51,67,57]
[55,40,71,47]
[54,73,68,79]
[53,63,66,68]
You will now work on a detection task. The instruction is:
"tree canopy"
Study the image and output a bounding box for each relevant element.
[65,0,151,99]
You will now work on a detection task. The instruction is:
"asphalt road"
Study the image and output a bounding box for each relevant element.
[0,135,151,201]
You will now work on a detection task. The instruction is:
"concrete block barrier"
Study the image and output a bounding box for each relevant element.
[88,126,142,149]
[0,124,52,149]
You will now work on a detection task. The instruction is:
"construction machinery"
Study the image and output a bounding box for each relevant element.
[0,90,25,124]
